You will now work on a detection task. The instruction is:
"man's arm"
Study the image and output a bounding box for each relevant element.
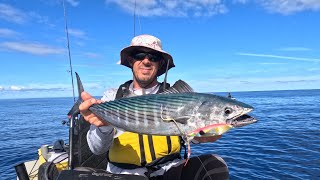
[80,91,114,154]
[87,125,115,155]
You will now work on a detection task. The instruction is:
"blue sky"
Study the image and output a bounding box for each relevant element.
[0,0,320,99]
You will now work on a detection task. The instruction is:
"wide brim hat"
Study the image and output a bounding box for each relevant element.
[120,34,175,76]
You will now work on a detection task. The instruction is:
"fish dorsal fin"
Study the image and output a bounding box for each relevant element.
[67,72,84,117]
[75,72,84,96]
[161,80,194,94]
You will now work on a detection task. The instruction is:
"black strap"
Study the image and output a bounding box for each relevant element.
[138,134,146,167]
[115,80,169,99]
[148,135,156,161]
[115,80,133,100]
[146,153,181,168]
[166,136,172,154]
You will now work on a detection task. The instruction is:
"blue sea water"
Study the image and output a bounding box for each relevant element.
[1,89,320,179]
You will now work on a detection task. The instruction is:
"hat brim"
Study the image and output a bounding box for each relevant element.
[120,46,175,76]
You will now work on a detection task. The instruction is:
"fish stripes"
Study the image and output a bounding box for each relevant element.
[89,92,254,136]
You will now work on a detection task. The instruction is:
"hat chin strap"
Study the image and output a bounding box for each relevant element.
[162,59,170,90]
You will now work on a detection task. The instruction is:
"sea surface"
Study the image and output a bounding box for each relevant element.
[1,89,320,179]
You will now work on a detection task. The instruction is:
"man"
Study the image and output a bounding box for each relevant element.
[79,34,229,179]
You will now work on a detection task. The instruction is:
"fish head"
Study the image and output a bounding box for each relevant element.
[198,95,255,126]
[187,95,256,137]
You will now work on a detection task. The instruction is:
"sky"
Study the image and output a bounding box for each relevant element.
[0,0,320,99]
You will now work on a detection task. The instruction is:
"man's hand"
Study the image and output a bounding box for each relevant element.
[79,91,109,127]
[193,135,222,143]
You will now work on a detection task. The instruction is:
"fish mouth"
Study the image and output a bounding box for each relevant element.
[230,114,257,127]
[226,107,257,127]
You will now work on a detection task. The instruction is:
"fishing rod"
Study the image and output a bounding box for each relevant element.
[63,0,76,103]
[62,0,77,170]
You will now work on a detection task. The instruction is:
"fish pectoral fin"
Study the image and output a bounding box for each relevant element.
[161,116,190,124]
[174,116,191,124]
[161,117,174,122]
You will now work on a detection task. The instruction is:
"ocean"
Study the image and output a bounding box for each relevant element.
[1,89,320,179]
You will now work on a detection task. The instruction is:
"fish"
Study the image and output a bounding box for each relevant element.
[71,72,257,138]
[70,72,257,163]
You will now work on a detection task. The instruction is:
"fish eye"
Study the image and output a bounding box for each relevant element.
[224,107,233,115]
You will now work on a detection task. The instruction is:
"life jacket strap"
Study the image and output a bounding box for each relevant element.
[138,134,147,167]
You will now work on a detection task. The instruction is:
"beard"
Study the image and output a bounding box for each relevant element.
[133,70,157,88]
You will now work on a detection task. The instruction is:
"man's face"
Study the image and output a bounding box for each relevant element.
[130,52,161,85]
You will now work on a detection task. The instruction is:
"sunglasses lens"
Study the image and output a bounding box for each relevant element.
[149,55,160,62]
[133,53,147,60]
[133,52,161,62]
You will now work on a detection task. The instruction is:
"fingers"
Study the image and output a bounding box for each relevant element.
[79,97,97,115]
[79,91,109,127]
[83,113,109,127]
[81,91,93,101]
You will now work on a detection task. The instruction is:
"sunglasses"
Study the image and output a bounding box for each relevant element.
[132,52,162,62]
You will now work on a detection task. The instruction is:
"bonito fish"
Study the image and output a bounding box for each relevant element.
[70,72,257,162]
[71,72,257,138]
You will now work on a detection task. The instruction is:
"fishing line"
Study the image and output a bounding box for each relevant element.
[133,0,142,36]
[133,0,136,36]
[138,10,142,34]
[160,104,191,166]
[62,0,76,103]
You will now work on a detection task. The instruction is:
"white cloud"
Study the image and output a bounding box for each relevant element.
[259,0,320,15]
[259,62,287,65]
[278,47,312,51]
[66,0,80,7]
[1,84,70,92]
[0,3,54,26]
[0,28,20,37]
[237,52,320,62]
[10,85,23,91]
[307,68,320,71]
[0,41,65,55]
[233,0,249,4]
[28,11,54,27]
[1,82,100,92]
[0,3,27,24]
[105,0,320,17]
[105,0,228,17]
[68,28,87,39]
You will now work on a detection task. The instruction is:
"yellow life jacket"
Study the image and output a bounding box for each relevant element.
[109,132,181,167]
